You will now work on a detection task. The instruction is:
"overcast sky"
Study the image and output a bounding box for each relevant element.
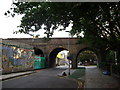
[0,0,74,39]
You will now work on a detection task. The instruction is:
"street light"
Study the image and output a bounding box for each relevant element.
[65,31,70,75]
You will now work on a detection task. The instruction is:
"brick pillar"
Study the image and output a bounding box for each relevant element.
[44,51,49,68]
[71,54,77,69]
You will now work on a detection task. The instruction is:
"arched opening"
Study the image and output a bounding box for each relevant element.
[76,48,98,68]
[33,47,46,69]
[56,50,70,68]
[33,47,44,57]
[49,48,68,68]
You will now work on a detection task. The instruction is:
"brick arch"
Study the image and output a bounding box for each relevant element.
[48,47,68,67]
[75,47,99,67]
[33,47,45,57]
[68,44,88,68]
[4,38,98,69]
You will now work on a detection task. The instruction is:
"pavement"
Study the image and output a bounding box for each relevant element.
[2,68,78,88]
[1,66,120,89]
[0,70,35,81]
[83,66,120,88]
[58,65,120,88]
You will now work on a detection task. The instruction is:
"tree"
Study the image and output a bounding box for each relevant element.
[5,2,73,38]
[106,50,115,63]
[71,3,120,52]
[77,50,97,64]
[73,3,120,62]
[5,2,120,58]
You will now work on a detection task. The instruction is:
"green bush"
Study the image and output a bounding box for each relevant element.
[112,64,120,76]
[99,62,110,71]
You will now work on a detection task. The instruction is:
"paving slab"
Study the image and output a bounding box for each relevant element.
[84,66,120,88]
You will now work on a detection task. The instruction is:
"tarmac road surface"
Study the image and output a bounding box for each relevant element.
[2,67,78,88]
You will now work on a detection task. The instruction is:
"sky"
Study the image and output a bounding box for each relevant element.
[0,0,73,39]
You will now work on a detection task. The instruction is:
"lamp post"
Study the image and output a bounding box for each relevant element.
[65,31,70,75]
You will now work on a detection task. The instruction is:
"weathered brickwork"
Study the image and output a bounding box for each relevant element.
[1,40,34,74]
[2,38,91,69]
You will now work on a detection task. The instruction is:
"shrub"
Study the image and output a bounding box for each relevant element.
[99,62,110,71]
[112,64,120,76]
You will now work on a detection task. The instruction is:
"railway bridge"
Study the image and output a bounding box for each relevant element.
[2,38,102,69]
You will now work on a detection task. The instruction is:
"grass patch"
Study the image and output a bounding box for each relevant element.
[68,67,85,79]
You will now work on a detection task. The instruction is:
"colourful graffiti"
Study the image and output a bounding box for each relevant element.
[1,44,34,73]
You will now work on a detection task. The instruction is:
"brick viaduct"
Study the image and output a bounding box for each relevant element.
[3,38,102,69]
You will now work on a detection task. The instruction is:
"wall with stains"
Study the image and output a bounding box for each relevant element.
[1,40,34,74]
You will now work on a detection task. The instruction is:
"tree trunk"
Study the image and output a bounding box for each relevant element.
[117,50,120,63]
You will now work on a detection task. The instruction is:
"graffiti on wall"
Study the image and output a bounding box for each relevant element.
[1,45,34,73]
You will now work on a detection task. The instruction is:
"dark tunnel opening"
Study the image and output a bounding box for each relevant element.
[33,47,44,57]
[49,48,67,68]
